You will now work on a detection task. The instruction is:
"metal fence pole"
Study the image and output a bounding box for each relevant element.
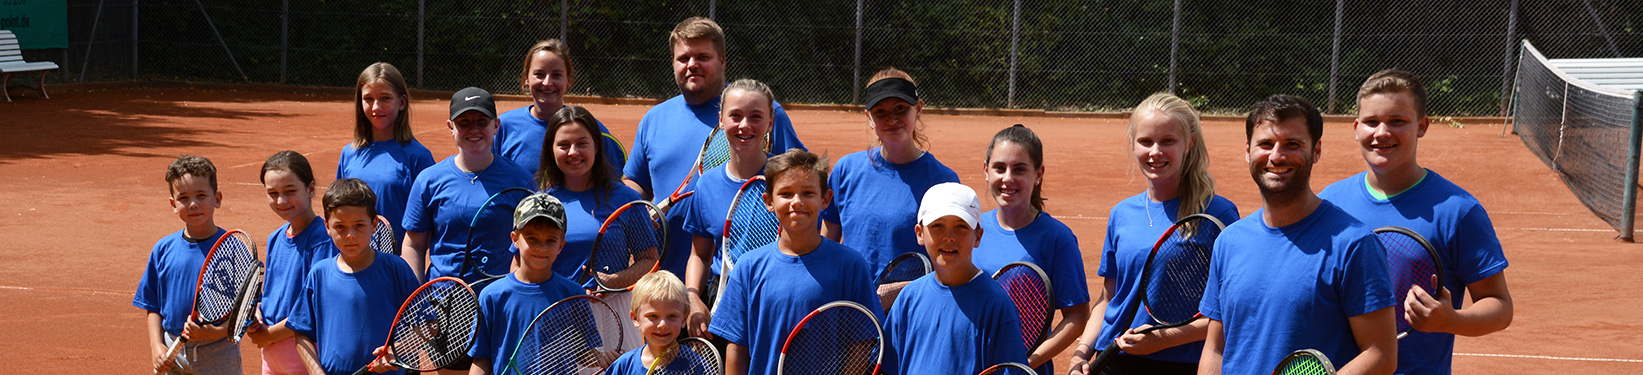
[560,0,568,43]
[709,0,716,20]
[1168,0,1180,94]
[1325,0,1342,113]
[280,0,288,84]
[131,0,138,78]
[1500,0,1518,116]
[80,0,103,83]
[416,0,424,89]
[853,0,862,104]
[1620,91,1643,242]
[192,0,246,80]
[1008,0,1018,108]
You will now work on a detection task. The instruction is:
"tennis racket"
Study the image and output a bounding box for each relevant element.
[157,229,260,373]
[656,127,732,213]
[464,187,536,289]
[710,176,779,311]
[646,337,724,375]
[993,262,1054,355]
[1273,349,1337,375]
[584,200,667,294]
[1373,226,1446,339]
[373,215,397,254]
[228,263,265,343]
[349,276,481,375]
[506,295,627,375]
[1088,213,1226,373]
[875,252,932,285]
[976,362,1038,375]
[776,300,884,375]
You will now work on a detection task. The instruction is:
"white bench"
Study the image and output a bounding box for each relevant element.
[0,30,59,102]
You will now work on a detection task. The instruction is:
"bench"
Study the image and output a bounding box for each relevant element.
[0,30,59,102]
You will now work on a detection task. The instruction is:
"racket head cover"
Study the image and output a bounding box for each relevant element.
[508,295,626,375]
[229,263,265,343]
[465,187,537,286]
[586,200,668,291]
[648,337,724,375]
[875,252,932,285]
[991,261,1054,354]
[383,277,481,371]
[1373,226,1445,339]
[193,229,260,325]
[1138,213,1226,327]
[1273,349,1338,375]
[721,176,778,274]
[776,301,885,375]
[976,362,1039,375]
[373,215,397,254]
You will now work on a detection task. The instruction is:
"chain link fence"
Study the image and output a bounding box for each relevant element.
[27,0,1643,116]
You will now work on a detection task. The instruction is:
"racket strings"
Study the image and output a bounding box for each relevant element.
[373,216,397,253]
[878,255,930,284]
[785,307,881,374]
[516,298,623,375]
[997,267,1052,348]
[592,204,664,288]
[198,232,258,323]
[1275,351,1336,375]
[1377,230,1441,335]
[1142,222,1221,324]
[389,280,479,370]
[724,180,778,263]
[469,189,535,280]
[701,131,733,171]
[652,340,722,375]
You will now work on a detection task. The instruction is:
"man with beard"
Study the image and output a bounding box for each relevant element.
[1195,95,1398,375]
[621,16,807,338]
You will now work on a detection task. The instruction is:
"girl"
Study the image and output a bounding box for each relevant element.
[821,68,959,307]
[537,105,644,280]
[495,39,626,176]
[679,79,776,336]
[973,124,1091,374]
[336,62,436,248]
[247,150,336,375]
[1069,93,1240,375]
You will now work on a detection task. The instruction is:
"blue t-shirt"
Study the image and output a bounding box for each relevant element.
[623,94,805,278]
[494,105,626,180]
[286,253,420,375]
[883,273,1028,375]
[1095,193,1239,363]
[1199,201,1394,375]
[1319,171,1510,375]
[402,156,535,283]
[680,164,762,277]
[973,210,1091,374]
[708,240,881,375]
[601,346,712,375]
[546,184,645,279]
[134,228,227,335]
[822,148,960,275]
[260,219,338,325]
[337,139,437,243]
[467,273,585,375]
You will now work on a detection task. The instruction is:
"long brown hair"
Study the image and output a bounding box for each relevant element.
[353,62,415,147]
[1129,92,1214,219]
[984,124,1046,211]
[537,106,618,203]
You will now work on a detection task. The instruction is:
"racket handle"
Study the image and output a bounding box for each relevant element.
[349,365,373,375]
[156,336,186,374]
[1086,340,1124,375]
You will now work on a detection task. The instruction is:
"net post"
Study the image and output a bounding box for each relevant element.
[1621,90,1642,242]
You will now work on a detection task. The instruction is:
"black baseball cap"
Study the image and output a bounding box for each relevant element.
[864,77,919,109]
[449,87,496,120]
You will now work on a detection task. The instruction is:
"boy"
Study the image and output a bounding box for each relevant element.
[467,193,586,375]
[882,182,1027,375]
[288,179,421,375]
[602,271,692,375]
[135,155,239,375]
[1318,69,1513,375]
[709,149,881,375]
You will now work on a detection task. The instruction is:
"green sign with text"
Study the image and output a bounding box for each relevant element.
[0,0,67,49]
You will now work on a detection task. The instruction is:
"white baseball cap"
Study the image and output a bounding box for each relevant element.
[918,182,982,229]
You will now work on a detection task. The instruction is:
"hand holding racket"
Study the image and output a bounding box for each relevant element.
[584,200,667,295]
[506,295,627,375]
[647,337,724,375]
[993,262,1054,355]
[156,229,261,375]
[1272,349,1337,375]
[1086,213,1225,374]
[776,300,884,375]
[349,277,480,375]
[656,127,732,213]
[1372,226,1446,339]
[711,176,780,312]
[465,187,536,289]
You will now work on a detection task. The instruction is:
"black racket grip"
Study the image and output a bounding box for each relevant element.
[1086,339,1124,374]
[350,365,371,375]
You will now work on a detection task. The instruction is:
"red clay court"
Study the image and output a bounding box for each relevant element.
[1,86,1640,374]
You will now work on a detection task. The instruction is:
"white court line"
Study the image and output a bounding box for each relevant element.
[1456,352,1643,364]
[0,285,134,297]
[1499,227,1613,232]
[1060,215,1108,221]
